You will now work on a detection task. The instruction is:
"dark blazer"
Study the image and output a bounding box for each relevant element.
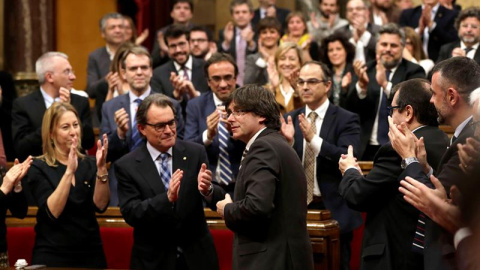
[399,5,459,62]
[151,57,209,98]
[252,6,291,31]
[437,41,480,65]
[115,141,219,270]
[100,90,184,163]
[334,23,381,63]
[402,120,474,270]
[339,126,448,270]
[86,47,111,98]
[184,91,245,183]
[346,59,425,157]
[218,27,257,61]
[287,103,363,233]
[11,90,94,161]
[217,129,313,270]
[244,52,269,86]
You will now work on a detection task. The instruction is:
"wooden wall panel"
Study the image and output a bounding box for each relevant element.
[56,0,116,91]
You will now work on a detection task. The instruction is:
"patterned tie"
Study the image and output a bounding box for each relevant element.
[377,70,391,145]
[236,32,246,87]
[465,47,473,56]
[412,213,427,253]
[130,98,143,150]
[218,122,233,185]
[239,148,249,170]
[157,153,171,190]
[182,66,190,81]
[304,112,318,204]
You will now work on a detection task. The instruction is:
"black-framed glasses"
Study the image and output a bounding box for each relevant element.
[296,79,327,88]
[226,109,250,118]
[469,120,480,130]
[387,105,402,116]
[145,119,176,132]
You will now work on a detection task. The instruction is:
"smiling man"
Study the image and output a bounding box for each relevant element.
[346,23,425,160]
[212,84,313,270]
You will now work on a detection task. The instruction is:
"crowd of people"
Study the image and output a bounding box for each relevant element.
[0,0,479,269]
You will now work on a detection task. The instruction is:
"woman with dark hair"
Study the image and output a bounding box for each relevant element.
[281,11,319,61]
[321,32,355,108]
[27,102,110,268]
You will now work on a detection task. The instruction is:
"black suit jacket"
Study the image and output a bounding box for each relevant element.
[346,59,425,157]
[151,57,209,98]
[402,121,474,270]
[287,104,363,233]
[399,5,459,62]
[251,6,290,31]
[339,126,448,270]
[115,141,219,270]
[86,47,111,98]
[219,129,313,270]
[437,41,480,65]
[11,90,94,161]
[218,27,257,61]
[334,23,381,63]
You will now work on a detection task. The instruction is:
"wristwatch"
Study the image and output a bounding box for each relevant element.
[96,173,108,183]
[401,157,419,169]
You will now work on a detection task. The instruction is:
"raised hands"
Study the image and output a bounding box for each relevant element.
[0,156,33,195]
[280,115,294,145]
[96,134,109,174]
[353,60,368,91]
[197,163,212,196]
[59,87,71,103]
[67,136,79,186]
[298,113,315,143]
[458,137,480,173]
[223,22,235,47]
[167,169,183,202]
[388,116,417,159]
[170,72,199,100]
[114,108,130,139]
[339,145,361,175]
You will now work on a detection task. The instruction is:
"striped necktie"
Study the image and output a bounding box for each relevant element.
[157,153,171,190]
[218,122,233,185]
[131,98,143,150]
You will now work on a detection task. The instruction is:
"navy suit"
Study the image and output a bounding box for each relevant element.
[115,141,219,270]
[286,103,363,234]
[437,41,480,65]
[399,5,459,62]
[184,92,245,186]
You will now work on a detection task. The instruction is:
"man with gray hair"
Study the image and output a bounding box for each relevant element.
[86,12,125,104]
[12,52,94,161]
[346,23,425,160]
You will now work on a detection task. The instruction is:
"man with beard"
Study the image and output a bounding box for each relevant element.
[152,25,209,105]
[369,0,402,25]
[308,0,349,45]
[346,23,425,160]
[437,7,480,65]
[189,26,217,61]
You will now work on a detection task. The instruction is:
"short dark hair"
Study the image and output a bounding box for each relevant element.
[320,32,355,68]
[99,12,123,32]
[229,0,253,14]
[431,57,480,103]
[255,17,282,36]
[190,25,214,42]
[455,7,480,30]
[393,78,438,126]
[121,46,152,69]
[164,24,190,46]
[204,52,238,78]
[227,84,281,130]
[377,23,406,46]
[302,61,332,82]
[136,94,176,126]
[172,0,194,12]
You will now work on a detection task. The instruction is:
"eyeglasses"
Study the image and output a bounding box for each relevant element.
[191,38,208,43]
[145,119,176,132]
[469,120,480,130]
[296,79,327,88]
[387,105,403,116]
[209,75,236,84]
[126,65,150,72]
[226,109,250,118]
[346,6,365,12]
[168,41,188,50]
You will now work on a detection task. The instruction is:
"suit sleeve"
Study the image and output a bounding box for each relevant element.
[100,102,129,162]
[11,99,42,161]
[184,100,204,144]
[223,141,276,234]
[76,97,95,151]
[436,44,452,63]
[0,172,27,219]
[244,55,266,85]
[320,112,361,160]
[173,100,184,140]
[115,161,176,227]
[86,53,104,98]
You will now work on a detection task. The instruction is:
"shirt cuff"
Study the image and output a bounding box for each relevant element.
[383,82,392,97]
[428,22,437,32]
[454,227,472,250]
[426,166,433,177]
[356,82,367,99]
[345,166,359,173]
[255,57,267,68]
[202,130,213,146]
[309,136,322,157]
[359,31,372,46]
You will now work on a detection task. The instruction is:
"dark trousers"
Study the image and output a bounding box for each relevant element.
[340,232,353,270]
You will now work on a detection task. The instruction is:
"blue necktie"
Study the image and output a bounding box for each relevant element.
[131,98,143,150]
[218,121,233,185]
[377,70,391,145]
[158,153,171,190]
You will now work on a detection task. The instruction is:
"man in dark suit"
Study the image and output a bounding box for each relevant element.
[390,57,480,270]
[398,0,458,62]
[281,61,362,270]
[115,94,219,270]
[347,23,425,160]
[12,52,94,162]
[339,78,448,270]
[218,0,257,86]
[251,0,290,31]
[185,53,244,194]
[152,25,209,107]
[212,85,313,270]
[86,12,125,99]
[437,7,480,64]
[334,0,381,63]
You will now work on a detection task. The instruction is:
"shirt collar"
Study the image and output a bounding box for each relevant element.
[306,98,330,120]
[460,41,479,50]
[212,92,224,106]
[173,56,193,72]
[129,87,151,104]
[245,127,267,151]
[146,141,172,161]
[105,45,114,61]
[454,115,473,138]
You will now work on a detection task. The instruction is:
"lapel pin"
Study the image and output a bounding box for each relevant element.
[183,157,187,160]
[84,181,88,185]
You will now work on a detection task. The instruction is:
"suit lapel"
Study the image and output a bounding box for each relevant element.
[319,104,336,141]
[474,48,480,64]
[294,107,306,157]
[172,142,190,199]
[135,145,166,194]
